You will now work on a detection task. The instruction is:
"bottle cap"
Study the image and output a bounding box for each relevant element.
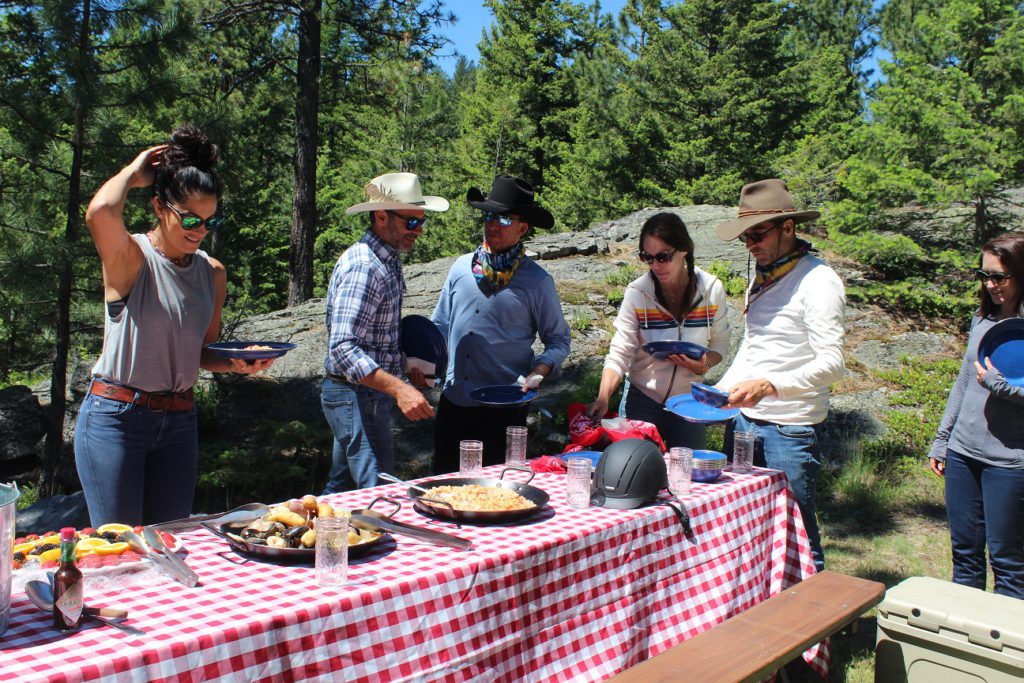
[60,527,76,542]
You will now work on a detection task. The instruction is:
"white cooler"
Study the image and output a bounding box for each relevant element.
[875,576,1024,682]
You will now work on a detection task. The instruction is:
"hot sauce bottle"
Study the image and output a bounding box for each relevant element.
[52,527,84,632]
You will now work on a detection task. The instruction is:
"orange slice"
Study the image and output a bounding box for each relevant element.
[75,538,110,557]
[92,542,128,556]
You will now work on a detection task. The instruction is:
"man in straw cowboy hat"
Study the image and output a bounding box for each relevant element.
[321,172,449,492]
[428,174,571,474]
[714,179,845,571]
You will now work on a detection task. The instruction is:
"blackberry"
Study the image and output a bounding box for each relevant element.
[97,531,119,543]
[29,542,58,555]
[13,551,26,563]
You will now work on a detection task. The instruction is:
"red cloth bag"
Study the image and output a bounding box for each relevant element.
[565,403,666,453]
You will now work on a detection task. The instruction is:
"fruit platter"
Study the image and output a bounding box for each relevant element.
[12,523,179,573]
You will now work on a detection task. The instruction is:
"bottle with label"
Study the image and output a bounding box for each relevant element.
[52,527,83,632]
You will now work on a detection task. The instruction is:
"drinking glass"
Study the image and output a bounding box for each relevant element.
[668,447,693,497]
[505,426,528,466]
[732,431,756,474]
[459,440,484,476]
[315,516,349,587]
[566,456,592,509]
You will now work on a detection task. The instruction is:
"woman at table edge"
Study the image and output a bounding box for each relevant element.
[928,230,1024,599]
[586,212,730,449]
[75,124,272,527]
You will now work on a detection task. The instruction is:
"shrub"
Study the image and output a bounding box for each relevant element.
[704,260,748,299]
[834,232,929,277]
[607,287,624,307]
[606,264,639,286]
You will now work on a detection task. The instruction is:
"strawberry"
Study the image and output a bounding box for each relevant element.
[121,551,141,561]
[14,537,24,545]
[41,530,58,537]
[133,526,143,533]
[80,527,95,536]
[41,560,58,569]
[25,534,38,541]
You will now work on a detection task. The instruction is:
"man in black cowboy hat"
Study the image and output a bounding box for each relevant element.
[714,178,846,571]
[428,175,571,473]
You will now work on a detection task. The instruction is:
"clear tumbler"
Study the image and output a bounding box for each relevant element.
[459,440,484,476]
[315,516,349,587]
[505,426,528,466]
[668,447,693,497]
[732,431,756,474]
[566,456,593,509]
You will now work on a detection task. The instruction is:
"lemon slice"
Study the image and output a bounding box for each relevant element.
[92,542,128,556]
[96,523,133,535]
[38,547,61,562]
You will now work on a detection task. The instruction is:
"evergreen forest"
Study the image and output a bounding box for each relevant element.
[2,0,1024,493]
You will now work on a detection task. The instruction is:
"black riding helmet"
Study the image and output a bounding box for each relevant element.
[592,438,667,509]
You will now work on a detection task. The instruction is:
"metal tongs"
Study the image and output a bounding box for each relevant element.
[348,513,473,551]
[122,530,199,587]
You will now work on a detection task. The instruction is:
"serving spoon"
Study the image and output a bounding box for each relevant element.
[377,472,432,495]
[25,581,145,636]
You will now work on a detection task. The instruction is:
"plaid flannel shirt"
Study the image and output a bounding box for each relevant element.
[324,230,405,383]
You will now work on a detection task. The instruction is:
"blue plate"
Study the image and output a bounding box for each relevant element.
[206,341,296,360]
[978,317,1024,387]
[691,382,730,408]
[561,451,602,467]
[641,341,709,361]
[401,315,448,379]
[470,385,539,407]
[664,394,739,424]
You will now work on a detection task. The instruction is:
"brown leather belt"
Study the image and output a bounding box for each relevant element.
[89,379,194,412]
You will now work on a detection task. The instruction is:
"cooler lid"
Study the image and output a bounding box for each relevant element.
[879,577,1024,652]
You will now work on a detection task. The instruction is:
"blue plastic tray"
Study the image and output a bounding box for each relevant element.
[206,341,296,360]
[469,385,539,407]
[664,394,739,424]
[560,451,602,467]
[641,341,709,361]
[978,317,1024,387]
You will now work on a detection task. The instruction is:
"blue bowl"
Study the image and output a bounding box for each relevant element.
[691,382,730,408]
[691,468,722,483]
[641,341,709,361]
[691,449,725,482]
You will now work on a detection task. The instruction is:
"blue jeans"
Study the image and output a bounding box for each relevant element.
[321,378,394,493]
[726,414,825,571]
[621,381,707,450]
[945,450,1024,598]
[74,386,198,527]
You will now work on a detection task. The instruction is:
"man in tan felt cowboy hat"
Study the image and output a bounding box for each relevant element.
[322,172,449,492]
[714,178,845,571]
[428,174,571,474]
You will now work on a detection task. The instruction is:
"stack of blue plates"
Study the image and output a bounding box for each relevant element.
[692,450,726,482]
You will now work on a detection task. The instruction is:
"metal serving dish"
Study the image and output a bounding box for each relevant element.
[201,498,394,563]
[409,467,550,523]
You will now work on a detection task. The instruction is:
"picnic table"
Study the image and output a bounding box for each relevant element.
[0,465,824,682]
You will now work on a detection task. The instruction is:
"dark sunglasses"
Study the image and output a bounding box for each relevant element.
[387,211,426,231]
[737,222,780,244]
[638,249,677,265]
[160,200,225,232]
[976,269,1013,283]
[483,212,518,228]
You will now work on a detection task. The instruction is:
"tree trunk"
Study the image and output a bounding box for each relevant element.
[41,0,91,496]
[287,0,321,306]
[974,194,988,245]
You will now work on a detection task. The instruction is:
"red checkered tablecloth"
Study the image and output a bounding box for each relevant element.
[0,466,825,682]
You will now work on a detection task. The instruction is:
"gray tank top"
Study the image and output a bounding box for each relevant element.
[91,233,215,393]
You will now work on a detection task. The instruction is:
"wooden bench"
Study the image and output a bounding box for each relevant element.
[609,570,886,683]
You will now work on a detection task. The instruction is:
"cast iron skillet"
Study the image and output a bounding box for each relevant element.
[201,497,395,563]
[409,466,550,523]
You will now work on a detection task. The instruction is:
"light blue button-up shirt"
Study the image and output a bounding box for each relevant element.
[432,253,571,407]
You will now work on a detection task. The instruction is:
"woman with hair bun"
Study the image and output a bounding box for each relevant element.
[76,124,272,526]
[586,212,730,449]
[929,231,1024,598]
